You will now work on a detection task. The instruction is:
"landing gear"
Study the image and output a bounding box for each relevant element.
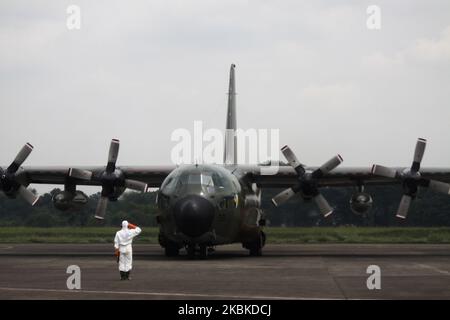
[199,245,208,259]
[261,230,266,246]
[160,234,180,257]
[249,240,262,256]
[185,244,211,259]
[248,231,265,257]
[187,244,195,259]
[164,241,180,257]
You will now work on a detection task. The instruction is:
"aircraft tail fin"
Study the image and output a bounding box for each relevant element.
[224,64,237,165]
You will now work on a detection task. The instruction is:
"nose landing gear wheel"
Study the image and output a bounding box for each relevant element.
[185,244,209,259]
[164,245,180,257]
[199,245,207,259]
[186,245,195,259]
[163,239,180,257]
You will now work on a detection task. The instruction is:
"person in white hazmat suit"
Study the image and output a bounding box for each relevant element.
[114,220,142,280]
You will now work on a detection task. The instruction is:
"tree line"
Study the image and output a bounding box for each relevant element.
[0,186,449,227]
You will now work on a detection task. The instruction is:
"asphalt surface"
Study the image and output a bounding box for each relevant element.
[0,244,449,299]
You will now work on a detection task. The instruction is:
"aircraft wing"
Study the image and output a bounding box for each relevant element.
[19,164,450,189]
[236,165,450,188]
[19,165,175,188]
[0,140,175,215]
[1,163,175,219]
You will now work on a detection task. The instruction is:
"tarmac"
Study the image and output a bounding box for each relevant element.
[0,243,449,299]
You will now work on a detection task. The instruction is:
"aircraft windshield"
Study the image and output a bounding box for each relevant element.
[177,171,232,192]
[179,172,222,187]
[161,166,238,195]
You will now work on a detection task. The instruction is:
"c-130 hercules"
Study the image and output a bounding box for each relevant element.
[1,64,450,258]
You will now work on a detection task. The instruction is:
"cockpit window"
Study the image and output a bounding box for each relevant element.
[161,176,177,193]
[175,171,232,192]
[178,172,214,187]
[211,172,225,188]
[201,174,214,187]
[161,166,239,195]
[186,173,200,185]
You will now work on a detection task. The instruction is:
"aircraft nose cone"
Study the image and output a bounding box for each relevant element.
[173,195,215,237]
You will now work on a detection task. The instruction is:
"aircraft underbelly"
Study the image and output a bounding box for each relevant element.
[159,206,261,246]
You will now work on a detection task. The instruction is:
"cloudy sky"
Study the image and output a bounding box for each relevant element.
[1,1,450,193]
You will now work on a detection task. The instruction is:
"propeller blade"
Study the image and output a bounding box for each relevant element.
[106,139,120,173]
[396,194,412,219]
[68,168,93,180]
[313,193,333,217]
[428,180,450,194]
[312,155,343,179]
[7,143,33,173]
[411,138,426,172]
[17,185,39,206]
[281,145,304,173]
[94,196,109,220]
[271,188,296,206]
[371,165,398,178]
[124,179,148,192]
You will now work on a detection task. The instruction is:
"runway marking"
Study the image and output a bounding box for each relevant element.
[325,259,348,299]
[0,246,13,250]
[166,263,294,270]
[0,287,343,300]
[415,264,450,276]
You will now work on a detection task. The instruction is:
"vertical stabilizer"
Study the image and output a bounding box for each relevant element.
[224,64,237,165]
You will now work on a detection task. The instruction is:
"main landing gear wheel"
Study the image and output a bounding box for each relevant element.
[249,233,263,257]
[199,245,208,259]
[186,244,195,259]
[164,241,180,257]
[261,230,266,247]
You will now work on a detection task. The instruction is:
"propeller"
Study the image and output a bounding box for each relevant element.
[271,145,343,217]
[0,143,39,205]
[372,138,450,219]
[68,139,148,220]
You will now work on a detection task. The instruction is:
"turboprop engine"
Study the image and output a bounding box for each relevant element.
[52,190,88,211]
[350,192,373,215]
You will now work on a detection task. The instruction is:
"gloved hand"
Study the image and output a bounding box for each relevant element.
[114,249,120,257]
[128,223,137,229]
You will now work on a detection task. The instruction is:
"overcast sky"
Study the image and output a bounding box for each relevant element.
[1,1,450,193]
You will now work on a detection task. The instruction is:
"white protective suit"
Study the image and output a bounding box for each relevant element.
[114,221,142,272]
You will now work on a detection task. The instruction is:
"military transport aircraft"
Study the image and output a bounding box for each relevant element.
[1,64,450,258]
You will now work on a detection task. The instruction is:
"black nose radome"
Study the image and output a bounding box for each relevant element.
[173,195,215,237]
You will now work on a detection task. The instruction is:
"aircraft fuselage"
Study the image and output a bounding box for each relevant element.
[156,164,265,257]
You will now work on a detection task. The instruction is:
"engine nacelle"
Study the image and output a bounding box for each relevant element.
[0,167,26,198]
[109,186,126,201]
[350,192,373,215]
[52,190,88,211]
[244,193,261,208]
[244,183,261,208]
